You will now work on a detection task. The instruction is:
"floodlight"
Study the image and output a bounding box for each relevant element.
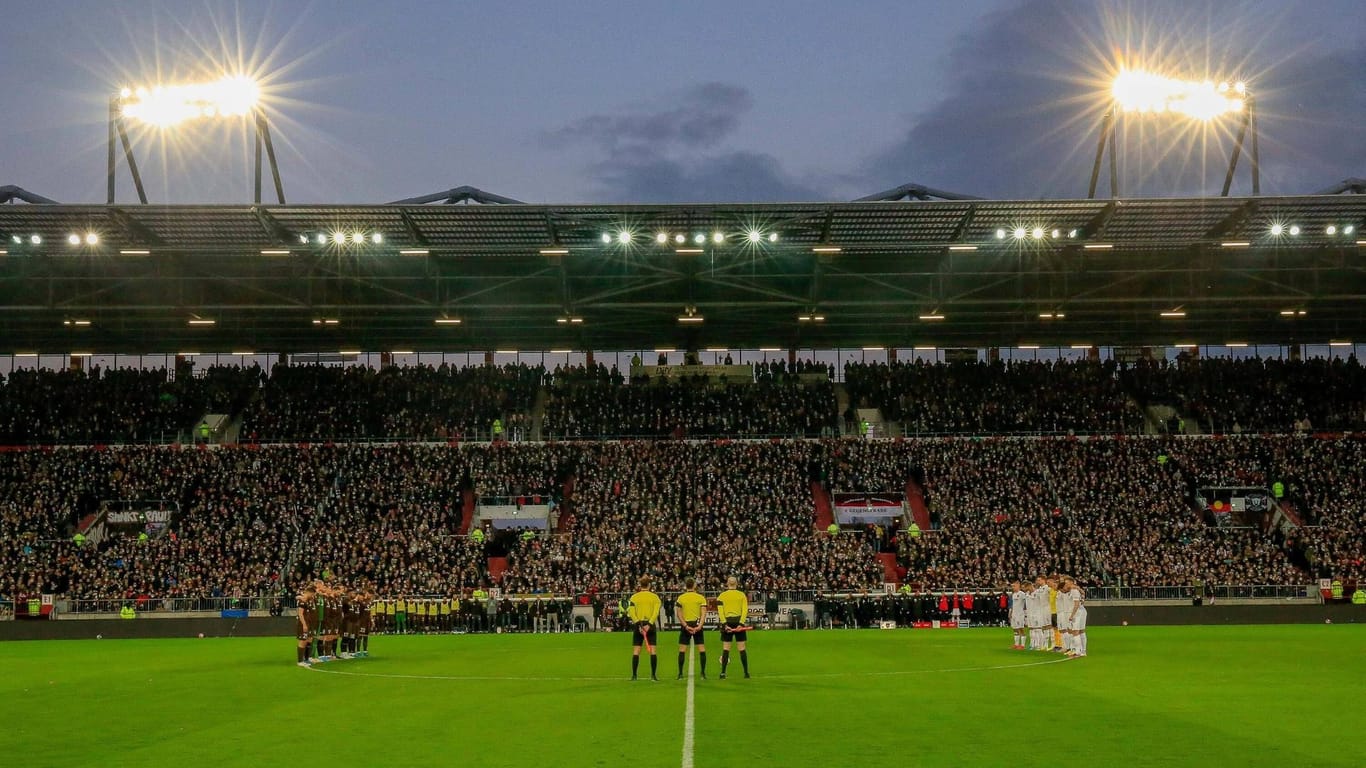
[68,234,81,245]
[1112,69,1244,120]
[371,233,383,244]
[694,233,706,245]
[85,233,99,245]
[119,75,260,128]
[655,232,668,244]
[1345,225,1356,235]
[333,232,347,244]
[350,232,365,244]
[1326,225,1337,235]
[995,229,1006,239]
[747,230,763,243]
[617,230,631,244]
[601,233,612,244]
[1270,223,1284,236]
[1288,225,1300,236]
[1031,228,1044,240]
[674,234,686,244]
[712,232,725,244]
[9,235,19,244]
[1234,81,1246,94]
[1013,228,1027,239]
[29,235,41,245]
[768,232,778,243]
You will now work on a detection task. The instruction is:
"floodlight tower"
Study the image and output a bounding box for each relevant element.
[1088,70,1259,198]
[107,75,285,204]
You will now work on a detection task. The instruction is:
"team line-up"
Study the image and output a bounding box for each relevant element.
[293,573,1090,675]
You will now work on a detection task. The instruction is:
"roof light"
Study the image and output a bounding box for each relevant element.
[674,234,686,244]
[1068,229,1078,238]
[119,249,150,255]
[812,246,841,254]
[1083,243,1114,250]
[1342,225,1354,235]
[390,350,414,355]
[601,233,612,244]
[86,233,99,245]
[1269,223,1284,236]
[1019,345,1040,350]
[1288,225,1300,236]
[399,249,429,256]
[1160,310,1187,318]
[1031,227,1045,240]
[747,230,763,243]
[1071,344,1093,349]
[1329,341,1353,347]
[1013,228,1027,239]
[187,318,216,326]
[350,232,365,244]
[617,231,632,244]
[371,233,383,244]
[29,234,41,245]
[339,350,361,356]
[118,75,259,127]
[260,249,290,256]
[995,229,1006,239]
[675,248,704,255]
[231,351,255,356]
[768,232,778,243]
[913,346,936,351]
[1225,342,1248,348]
[655,232,668,244]
[434,317,463,325]
[67,234,81,245]
[693,233,706,245]
[919,313,945,321]
[1051,229,1060,239]
[299,235,310,244]
[948,245,977,251]
[677,315,705,324]
[64,319,92,327]
[332,232,346,244]
[1326,225,1337,235]
[1220,241,1251,248]
[539,248,569,256]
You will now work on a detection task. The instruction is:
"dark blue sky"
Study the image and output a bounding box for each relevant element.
[2,1,1363,204]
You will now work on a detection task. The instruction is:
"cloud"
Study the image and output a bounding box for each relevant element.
[546,82,752,153]
[547,82,826,202]
[865,0,1366,198]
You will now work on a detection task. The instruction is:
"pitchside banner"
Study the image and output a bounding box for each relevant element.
[833,494,905,524]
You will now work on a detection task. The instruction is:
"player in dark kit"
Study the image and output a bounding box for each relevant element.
[627,576,662,681]
[295,588,316,666]
[674,578,708,679]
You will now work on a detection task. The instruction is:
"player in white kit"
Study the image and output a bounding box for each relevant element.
[1064,576,1087,657]
[1029,576,1050,651]
[1055,577,1073,654]
[1009,581,1028,649]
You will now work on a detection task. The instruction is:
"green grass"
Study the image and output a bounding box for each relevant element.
[2,626,1364,767]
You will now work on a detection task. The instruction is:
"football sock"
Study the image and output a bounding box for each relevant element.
[650,655,657,677]
[699,652,706,674]
[678,652,686,675]
[739,650,749,675]
[297,647,305,663]
[631,656,639,677]
[721,650,730,673]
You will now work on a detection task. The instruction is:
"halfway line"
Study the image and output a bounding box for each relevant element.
[681,646,696,768]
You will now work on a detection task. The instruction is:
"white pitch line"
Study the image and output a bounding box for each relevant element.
[301,654,1072,683]
[681,646,696,768]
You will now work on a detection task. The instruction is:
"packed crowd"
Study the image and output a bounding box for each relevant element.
[0,365,260,444]
[1122,356,1366,433]
[843,359,1144,435]
[542,379,838,438]
[497,442,883,594]
[241,363,543,441]
[3,434,1363,608]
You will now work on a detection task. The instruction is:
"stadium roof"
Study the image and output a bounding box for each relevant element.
[1,195,1364,353]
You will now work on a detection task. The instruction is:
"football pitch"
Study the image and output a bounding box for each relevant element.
[2,625,1363,767]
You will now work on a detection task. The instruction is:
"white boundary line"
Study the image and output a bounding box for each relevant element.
[302,654,1070,682]
[681,646,696,768]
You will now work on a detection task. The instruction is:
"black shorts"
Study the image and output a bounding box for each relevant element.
[720,617,747,642]
[1050,613,1058,629]
[631,624,658,648]
[297,630,313,641]
[678,621,705,645]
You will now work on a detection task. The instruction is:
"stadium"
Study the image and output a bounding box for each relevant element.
[3,7,1366,768]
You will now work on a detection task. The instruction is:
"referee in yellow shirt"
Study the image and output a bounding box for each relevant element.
[716,576,751,679]
[674,578,709,680]
[627,576,662,681]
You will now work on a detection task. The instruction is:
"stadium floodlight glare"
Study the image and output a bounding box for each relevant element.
[1326,225,1337,235]
[674,233,686,244]
[747,230,763,243]
[30,234,42,245]
[399,249,429,256]
[677,315,705,324]
[995,229,1007,239]
[1160,310,1187,318]
[1013,228,1027,240]
[948,245,977,251]
[812,246,841,254]
[1344,225,1355,235]
[712,232,725,244]
[1221,241,1251,248]
[110,74,284,204]
[67,234,81,245]
[371,233,383,244]
[675,248,704,255]
[260,249,290,256]
[919,313,945,321]
[85,233,99,245]
[1031,227,1045,240]
[694,233,707,245]
[1328,341,1353,347]
[539,248,569,256]
[1225,342,1248,348]
[655,232,668,244]
[1269,223,1284,236]
[1288,225,1300,236]
[617,231,632,244]
[187,318,216,326]
[434,317,463,325]
[119,75,259,127]
[1111,70,1245,120]
[1280,309,1307,317]
[64,319,92,327]
[1083,243,1114,250]
[1093,69,1258,198]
